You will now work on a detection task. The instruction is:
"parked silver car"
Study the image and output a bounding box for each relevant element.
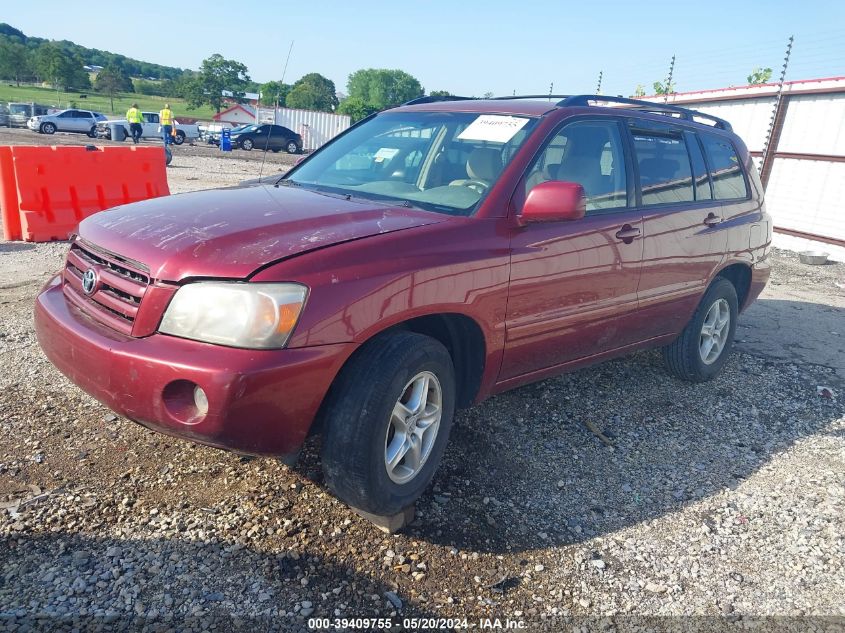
[27,109,108,137]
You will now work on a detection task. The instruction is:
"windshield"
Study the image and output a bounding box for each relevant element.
[233,125,258,134]
[284,111,537,216]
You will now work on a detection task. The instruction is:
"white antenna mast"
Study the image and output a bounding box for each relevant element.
[259,41,295,181]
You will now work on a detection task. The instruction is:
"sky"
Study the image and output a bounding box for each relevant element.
[4,0,845,97]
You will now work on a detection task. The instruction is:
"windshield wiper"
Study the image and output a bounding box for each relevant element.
[275,179,301,188]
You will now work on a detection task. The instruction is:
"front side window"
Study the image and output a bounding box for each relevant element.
[700,134,748,200]
[525,120,627,213]
[286,112,537,215]
[631,128,695,205]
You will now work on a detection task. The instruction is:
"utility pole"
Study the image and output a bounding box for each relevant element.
[596,71,603,95]
[663,55,676,103]
[760,35,794,187]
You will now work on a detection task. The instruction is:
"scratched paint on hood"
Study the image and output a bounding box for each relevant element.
[78,185,445,281]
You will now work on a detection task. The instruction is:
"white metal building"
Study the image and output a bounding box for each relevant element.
[642,77,845,261]
[256,107,351,152]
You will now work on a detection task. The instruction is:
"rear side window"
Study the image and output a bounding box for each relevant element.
[700,134,748,200]
[631,128,694,205]
[525,120,628,213]
[685,132,712,201]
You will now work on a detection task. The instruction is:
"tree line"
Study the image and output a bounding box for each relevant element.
[0,23,185,88]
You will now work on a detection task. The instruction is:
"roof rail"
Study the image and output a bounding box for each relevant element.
[490,94,572,101]
[558,95,733,131]
[402,95,476,106]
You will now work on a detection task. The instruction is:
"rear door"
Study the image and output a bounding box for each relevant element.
[629,120,728,339]
[268,125,286,151]
[501,118,644,380]
[76,111,94,133]
[699,132,756,256]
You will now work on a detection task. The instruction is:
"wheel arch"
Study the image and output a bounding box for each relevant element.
[310,311,487,437]
[393,312,486,409]
[715,262,752,311]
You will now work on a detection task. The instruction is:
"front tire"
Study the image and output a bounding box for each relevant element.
[87,127,96,138]
[41,122,56,134]
[663,277,738,382]
[321,331,456,516]
[173,131,185,145]
[241,138,254,151]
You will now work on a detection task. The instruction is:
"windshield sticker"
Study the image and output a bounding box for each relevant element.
[457,115,529,143]
[374,147,400,163]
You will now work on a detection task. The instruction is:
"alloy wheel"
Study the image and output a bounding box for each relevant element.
[699,298,731,365]
[384,371,442,485]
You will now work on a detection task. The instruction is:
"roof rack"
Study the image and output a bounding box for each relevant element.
[402,95,476,106]
[558,95,732,131]
[490,94,572,101]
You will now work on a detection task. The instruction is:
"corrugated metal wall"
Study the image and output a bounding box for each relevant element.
[256,107,351,151]
[778,95,845,155]
[692,99,774,152]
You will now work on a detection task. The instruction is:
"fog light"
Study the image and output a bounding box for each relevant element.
[193,386,209,416]
[162,380,209,425]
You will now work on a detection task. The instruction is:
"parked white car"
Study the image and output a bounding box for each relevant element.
[96,111,200,145]
[27,109,108,137]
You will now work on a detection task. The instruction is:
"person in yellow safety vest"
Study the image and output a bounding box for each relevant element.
[159,104,175,146]
[126,103,144,144]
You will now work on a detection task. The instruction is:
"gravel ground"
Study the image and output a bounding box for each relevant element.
[1,147,844,631]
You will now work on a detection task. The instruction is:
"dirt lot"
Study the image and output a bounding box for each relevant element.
[1,139,844,631]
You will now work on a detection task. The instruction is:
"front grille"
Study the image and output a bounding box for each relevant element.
[62,240,150,335]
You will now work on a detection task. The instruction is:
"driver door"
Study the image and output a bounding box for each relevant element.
[253,125,271,150]
[501,118,644,380]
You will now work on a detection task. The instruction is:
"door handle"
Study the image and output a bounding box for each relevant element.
[704,213,723,227]
[615,225,641,242]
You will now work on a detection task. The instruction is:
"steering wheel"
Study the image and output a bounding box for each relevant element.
[455,179,490,193]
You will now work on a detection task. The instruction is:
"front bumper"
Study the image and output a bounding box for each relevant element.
[26,119,40,130]
[35,276,352,457]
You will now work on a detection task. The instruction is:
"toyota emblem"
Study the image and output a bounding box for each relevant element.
[81,268,98,295]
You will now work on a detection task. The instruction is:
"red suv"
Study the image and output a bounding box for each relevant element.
[35,95,771,516]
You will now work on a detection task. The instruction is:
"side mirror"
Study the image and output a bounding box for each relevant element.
[520,181,586,223]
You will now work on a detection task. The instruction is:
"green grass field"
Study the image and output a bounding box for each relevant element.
[0,84,217,119]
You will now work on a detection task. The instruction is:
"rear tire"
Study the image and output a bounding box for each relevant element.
[321,331,456,516]
[663,277,738,382]
[173,131,185,145]
[286,140,299,154]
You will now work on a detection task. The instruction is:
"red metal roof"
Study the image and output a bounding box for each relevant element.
[639,75,845,100]
[212,104,256,121]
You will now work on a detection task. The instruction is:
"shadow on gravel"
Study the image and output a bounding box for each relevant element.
[0,243,36,254]
[387,308,844,554]
[0,532,431,631]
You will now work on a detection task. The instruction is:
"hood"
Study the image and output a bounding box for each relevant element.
[78,185,446,281]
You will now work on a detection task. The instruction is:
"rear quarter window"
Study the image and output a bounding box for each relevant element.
[700,134,748,200]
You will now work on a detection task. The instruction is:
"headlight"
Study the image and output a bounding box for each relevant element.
[159,282,308,349]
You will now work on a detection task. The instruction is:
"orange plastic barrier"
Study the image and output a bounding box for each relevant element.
[0,145,169,242]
